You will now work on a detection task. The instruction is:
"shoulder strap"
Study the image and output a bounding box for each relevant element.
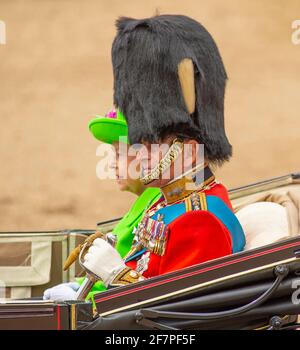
[185,192,207,212]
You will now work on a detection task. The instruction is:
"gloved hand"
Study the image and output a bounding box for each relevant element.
[43,282,80,301]
[82,238,126,287]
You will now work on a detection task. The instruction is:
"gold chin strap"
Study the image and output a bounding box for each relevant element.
[140,139,184,185]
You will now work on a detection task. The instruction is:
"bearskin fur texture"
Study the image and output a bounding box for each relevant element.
[112,15,232,164]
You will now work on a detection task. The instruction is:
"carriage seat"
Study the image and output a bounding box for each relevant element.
[236,202,290,250]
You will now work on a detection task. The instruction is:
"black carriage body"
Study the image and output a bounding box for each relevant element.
[0,235,300,330]
[0,301,69,330]
[78,236,300,330]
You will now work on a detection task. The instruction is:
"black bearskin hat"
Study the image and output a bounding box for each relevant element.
[112,15,232,164]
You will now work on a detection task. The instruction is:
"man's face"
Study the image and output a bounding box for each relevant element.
[137,136,169,188]
[137,137,203,188]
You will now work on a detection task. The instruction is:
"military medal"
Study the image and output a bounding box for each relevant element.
[136,252,150,274]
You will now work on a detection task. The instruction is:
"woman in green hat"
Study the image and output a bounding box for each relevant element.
[89,108,161,259]
[43,109,161,301]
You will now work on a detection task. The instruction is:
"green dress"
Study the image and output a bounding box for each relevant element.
[77,187,161,301]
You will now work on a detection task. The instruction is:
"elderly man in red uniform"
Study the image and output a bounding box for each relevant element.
[82,14,245,287]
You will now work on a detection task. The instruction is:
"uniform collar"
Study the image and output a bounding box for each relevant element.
[161,164,215,205]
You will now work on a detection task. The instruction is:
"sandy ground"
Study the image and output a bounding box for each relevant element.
[0,0,299,231]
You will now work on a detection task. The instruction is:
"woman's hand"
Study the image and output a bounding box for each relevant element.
[43,282,80,301]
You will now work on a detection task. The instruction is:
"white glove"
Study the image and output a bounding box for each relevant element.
[43,282,80,301]
[82,238,126,287]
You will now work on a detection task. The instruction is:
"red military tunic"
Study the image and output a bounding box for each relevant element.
[125,183,245,278]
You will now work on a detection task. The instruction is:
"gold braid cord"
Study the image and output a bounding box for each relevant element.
[140,139,184,185]
[110,267,146,287]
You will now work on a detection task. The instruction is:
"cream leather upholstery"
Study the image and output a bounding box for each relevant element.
[236,202,290,250]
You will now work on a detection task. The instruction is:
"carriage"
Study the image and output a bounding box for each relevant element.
[1,172,300,330]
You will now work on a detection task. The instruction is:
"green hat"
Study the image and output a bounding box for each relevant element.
[88,109,128,144]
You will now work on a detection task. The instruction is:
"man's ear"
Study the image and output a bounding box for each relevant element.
[177,58,196,114]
